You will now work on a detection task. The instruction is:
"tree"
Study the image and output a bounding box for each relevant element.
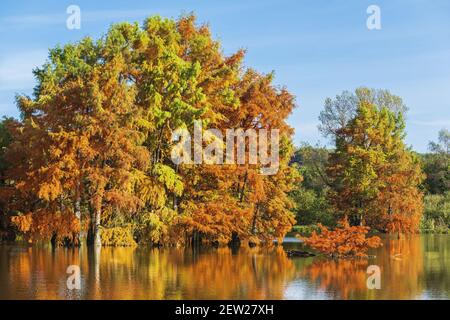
[6,27,150,246]
[422,129,450,194]
[0,118,13,239]
[0,119,11,178]
[326,101,424,233]
[299,218,382,258]
[421,192,450,233]
[290,145,334,226]
[178,68,299,245]
[3,15,299,247]
[291,144,330,192]
[319,87,407,142]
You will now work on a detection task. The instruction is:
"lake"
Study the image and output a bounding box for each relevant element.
[0,234,449,300]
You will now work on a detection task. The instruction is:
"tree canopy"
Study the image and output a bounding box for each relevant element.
[326,102,423,233]
[1,15,298,247]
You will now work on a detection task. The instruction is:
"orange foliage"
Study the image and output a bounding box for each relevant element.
[10,209,80,244]
[299,219,382,258]
[303,259,370,299]
[326,102,424,233]
[10,214,32,233]
[2,15,299,246]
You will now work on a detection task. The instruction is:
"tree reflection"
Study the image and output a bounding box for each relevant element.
[300,235,427,299]
[0,235,449,299]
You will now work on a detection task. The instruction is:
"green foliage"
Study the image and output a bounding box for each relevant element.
[420,192,450,234]
[292,145,330,193]
[290,145,335,228]
[421,129,450,195]
[0,118,12,173]
[134,208,177,245]
[153,164,184,196]
[319,87,407,142]
[291,188,334,226]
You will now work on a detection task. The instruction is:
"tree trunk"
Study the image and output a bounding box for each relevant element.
[251,204,260,235]
[229,232,240,247]
[191,230,202,247]
[239,172,248,203]
[94,208,101,247]
[50,233,58,248]
[73,196,81,247]
[87,206,101,247]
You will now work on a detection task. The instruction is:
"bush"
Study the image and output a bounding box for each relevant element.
[298,219,382,258]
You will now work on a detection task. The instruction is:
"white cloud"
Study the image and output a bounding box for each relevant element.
[0,50,47,91]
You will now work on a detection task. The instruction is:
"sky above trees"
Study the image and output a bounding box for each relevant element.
[1,0,449,152]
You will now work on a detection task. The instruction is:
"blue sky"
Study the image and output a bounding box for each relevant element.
[1,0,449,152]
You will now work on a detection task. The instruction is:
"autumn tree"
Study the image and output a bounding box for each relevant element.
[4,15,299,247]
[326,101,424,233]
[6,29,150,246]
[171,19,299,246]
[319,87,407,143]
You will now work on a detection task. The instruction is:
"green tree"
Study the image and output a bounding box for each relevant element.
[422,129,450,194]
[290,145,334,226]
[0,118,13,237]
[327,101,423,233]
[0,118,11,183]
[421,192,450,233]
[319,87,407,142]
[292,144,330,192]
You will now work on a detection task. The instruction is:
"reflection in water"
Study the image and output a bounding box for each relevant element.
[296,236,427,299]
[0,235,449,300]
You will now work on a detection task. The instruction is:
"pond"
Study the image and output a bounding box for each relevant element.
[0,234,449,299]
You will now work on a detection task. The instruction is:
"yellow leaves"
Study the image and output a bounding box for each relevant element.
[11,213,32,233]
[101,226,137,247]
[37,179,62,202]
[153,163,184,196]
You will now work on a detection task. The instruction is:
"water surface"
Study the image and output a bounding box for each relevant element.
[0,235,449,299]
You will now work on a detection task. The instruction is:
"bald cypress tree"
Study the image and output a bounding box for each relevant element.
[327,102,424,233]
